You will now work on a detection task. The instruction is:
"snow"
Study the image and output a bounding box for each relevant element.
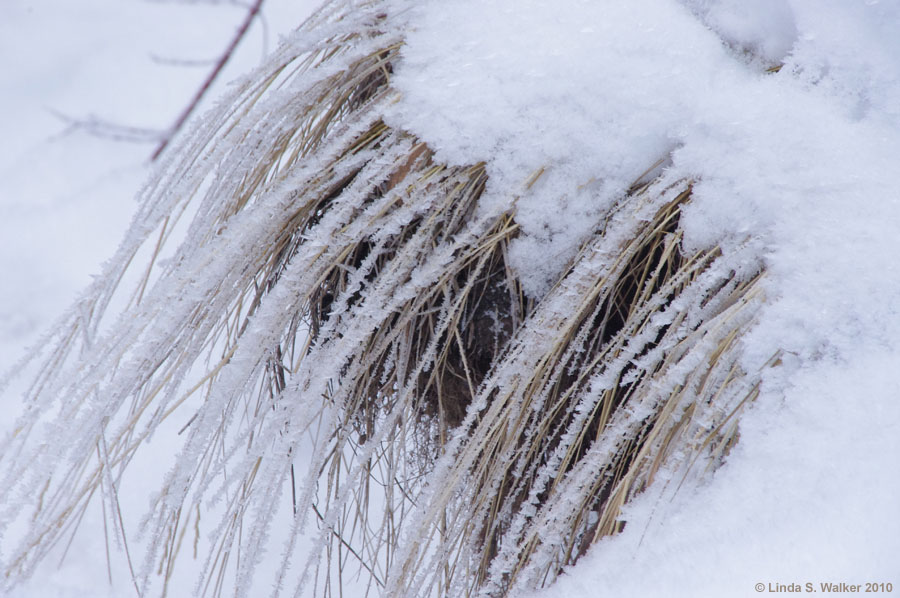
[2,0,899,596]
[387,0,900,594]
[680,0,798,64]
[386,0,723,296]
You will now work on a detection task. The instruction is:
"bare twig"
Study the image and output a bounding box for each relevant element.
[150,0,265,161]
[48,108,164,144]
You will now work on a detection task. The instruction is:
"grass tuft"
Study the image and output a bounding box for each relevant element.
[0,2,775,597]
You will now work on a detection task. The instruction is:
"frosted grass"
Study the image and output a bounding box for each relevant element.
[2,0,899,597]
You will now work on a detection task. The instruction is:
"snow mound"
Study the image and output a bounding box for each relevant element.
[388,0,728,295]
[388,0,900,359]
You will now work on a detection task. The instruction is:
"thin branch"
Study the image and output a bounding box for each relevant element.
[150,0,265,161]
[48,108,164,144]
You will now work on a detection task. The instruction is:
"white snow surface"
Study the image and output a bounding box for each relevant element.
[388,0,900,595]
[2,0,899,596]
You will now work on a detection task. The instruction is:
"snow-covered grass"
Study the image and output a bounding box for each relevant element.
[0,1,315,595]
[533,349,900,598]
[391,0,900,593]
[0,0,314,371]
[2,0,898,596]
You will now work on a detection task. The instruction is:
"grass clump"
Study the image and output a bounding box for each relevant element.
[0,2,775,597]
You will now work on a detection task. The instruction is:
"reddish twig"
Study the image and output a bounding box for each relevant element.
[150,0,265,161]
